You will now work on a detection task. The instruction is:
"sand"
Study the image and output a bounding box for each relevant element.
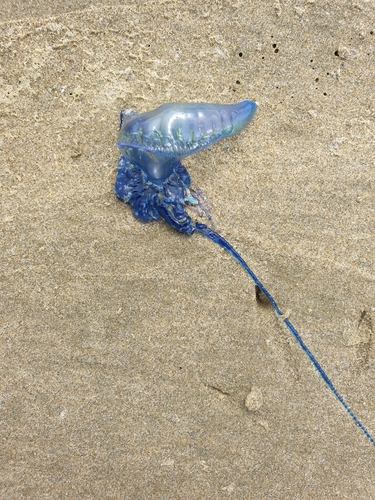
[1,1,375,498]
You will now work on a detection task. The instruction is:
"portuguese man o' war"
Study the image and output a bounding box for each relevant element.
[116,101,257,233]
[114,100,375,448]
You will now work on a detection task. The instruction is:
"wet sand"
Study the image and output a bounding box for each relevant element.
[1,2,375,498]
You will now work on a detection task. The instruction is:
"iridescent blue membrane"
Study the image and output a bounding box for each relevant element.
[114,101,375,448]
[117,100,257,183]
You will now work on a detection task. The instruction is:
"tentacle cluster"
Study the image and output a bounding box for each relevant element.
[114,155,196,234]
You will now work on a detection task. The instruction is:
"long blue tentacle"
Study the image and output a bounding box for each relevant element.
[194,222,375,447]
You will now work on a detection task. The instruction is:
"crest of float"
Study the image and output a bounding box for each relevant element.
[115,100,375,448]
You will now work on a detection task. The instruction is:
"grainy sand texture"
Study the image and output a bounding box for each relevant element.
[1,1,375,498]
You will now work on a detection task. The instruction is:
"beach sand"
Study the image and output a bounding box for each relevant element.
[1,1,375,498]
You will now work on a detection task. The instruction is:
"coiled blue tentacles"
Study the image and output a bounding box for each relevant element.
[115,101,375,448]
